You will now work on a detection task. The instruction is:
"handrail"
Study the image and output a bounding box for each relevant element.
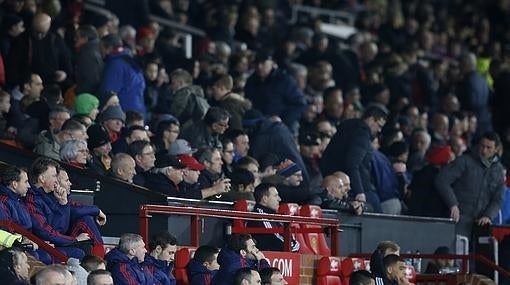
[0,220,68,262]
[139,204,340,255]
[348,252,510,280]
[290,4,355,26]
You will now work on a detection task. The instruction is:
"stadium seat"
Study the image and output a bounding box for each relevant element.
[278,203,315,254]
[340,257,366,285]
[299,205,331,255]
[233,199,256,229]
[174,248,191,285]
[316,256,342,285]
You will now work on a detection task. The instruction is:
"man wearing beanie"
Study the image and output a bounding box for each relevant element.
[87,124,112,175]
[75,93,100,121]
[99,105,125,143]
[263,159,311,204]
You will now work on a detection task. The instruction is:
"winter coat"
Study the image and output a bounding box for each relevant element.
[105,248,154,285]
[142,254,175,285]
[320,119,375,196]
[187,259,217,285]
[213,93,250,131]
[435,152,505,236]
[33,130,60,160]
[212,248,269,285]
[98,50,146,115]
[0,186,33,230]
[169,85,209,128]
[75,39,104,94]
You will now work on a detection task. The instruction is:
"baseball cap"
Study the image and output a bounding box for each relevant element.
[168,139,197,156]
[179,155,205,171]
[155,153,186,169]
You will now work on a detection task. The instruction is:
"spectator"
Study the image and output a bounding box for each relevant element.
[430,113,449,146]
[233,268,261,285]
[109,153,137,183]
[112,125,150,154]
[311,173,363,215]
[144,231,177,285]
[349,270,375,285]
[298,132,322,190]
[435,132,505,238]
[35,264,74,285]
[219,168,256,202]
[212,234,269,285]
[87,269,114,285]
[59,139,89,168]
[187,245,220,285]
[320,105,388,213]
[34,117,87,160]
[269,159,310,204]
[99,105,126,143]
[246,183,300,252]
[195,147,226,190]
[19,104,71,150]
[181,106,230,150]
[0,90,14,139]
[259,267,288,285]
[319,87,344,127]
[220,138,235,178]
[369,240,401,281]
[129,140,156,187]
[81,255,107,272]
[74,93,100,123]
[211,74,250,130]
[424,246,455,274]
[98,34,146,116]
[0,247,30,284]
[86,124,113,175]
[226,129,250,163]
[168,139,196,157]
[180,154,228,200]
[0,165,50,264]
[145,152,186,197]
[153,118,180,154]
[74,25,104,94]
[407,129,431,173]
[244,52,306,133]
[105,233,154,285]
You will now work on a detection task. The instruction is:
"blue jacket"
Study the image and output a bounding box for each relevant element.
[0,186,33,230]
[493,187,510,225]
[142,254,176,285]
[106,248,154,285]
[24,187,76,246]
[212,248,269,285]
[187,259,217,285]
[371,150,400,202]
[98,50,146,116]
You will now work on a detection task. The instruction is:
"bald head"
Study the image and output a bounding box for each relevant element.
[32,13,51,37]
[322,174,350,199]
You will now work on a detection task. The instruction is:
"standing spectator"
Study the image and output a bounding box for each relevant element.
[105,233,154,285]
[181,107,230,150]
[98,34,146,116]
[244,53,306,133]
[320,105,388,212]
[74,25,103,94]
[211,74,250,130]
[187,245,220,285]
[435,132,505,238]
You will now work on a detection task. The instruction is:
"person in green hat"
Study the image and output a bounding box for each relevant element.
[75,93,100,122]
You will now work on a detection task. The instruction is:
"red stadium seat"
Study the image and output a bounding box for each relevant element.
[278,203,315,254]
[316,256,342,285]
[233,199,256,228]
[174,248,191,285]
[299,205,331,256]
[340,258,366,285]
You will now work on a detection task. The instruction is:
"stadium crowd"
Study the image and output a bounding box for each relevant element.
[0,0,510,283]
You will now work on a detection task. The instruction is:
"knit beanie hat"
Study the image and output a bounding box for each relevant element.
[75,93,99,115]
[276,159,301,177]
[99,105,126,123]
[87,124,110,150]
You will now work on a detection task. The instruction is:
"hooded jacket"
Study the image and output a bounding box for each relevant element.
[212,247,269,285]
[187,259,217,285]
[106,248,154,285]
[142,254,175,285]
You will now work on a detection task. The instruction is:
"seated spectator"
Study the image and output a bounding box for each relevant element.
[105,233,154,285]
[153,117,180,154]
[310,172,363,215]
[233,268,262,285]
[144,231,177,285]
[34,118,88,160]
[259,267,288,285]
[212,234,269,285]
[81,255,107,272]
[0,90,15,139]
[370,240,400,280]
[187,245,220,285]
[181,107,230,150]
[168,139,197,156]
[26,158,90,260]
[265,159,310,204]
[66,257,89,284]
[424,246,456,274]
[145,152,186,197]
[210,74,250,130]
[87,124,113,175]
[179,154,229,200]
[110,153,137,183]
[374,254,406,285]
[87,269,114,285]
[112,125,150,155]
[35,264,75,285]
[219,168,255,202]
[226,129,250,163]
[0,247,30,284]
[74,93,100,123]
[0,165,51,264]
[59,139,89,168]
[220,138,235,178]
[196,147,225,190]
[99,105,126,143]
[247,183,300,252]
[129,140,156,187]
[349,270,375,285]
[235,156,262,186]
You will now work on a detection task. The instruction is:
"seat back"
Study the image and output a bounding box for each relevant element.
[233,199,256,228]
[278,203,315,254]
[299,205,331,256]
[340,258,366,285]
[174,248,191,285]
[316,256,342,285]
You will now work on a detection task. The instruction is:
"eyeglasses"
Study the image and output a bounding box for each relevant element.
[141,151,155,156]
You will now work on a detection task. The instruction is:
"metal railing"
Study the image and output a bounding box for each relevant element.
[139,204,340,255]
[290,4,355,26]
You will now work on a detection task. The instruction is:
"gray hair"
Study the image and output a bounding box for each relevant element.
[118,233,143,254]
[36,264,70,285]
[60,139,87,161]
[288,63,308,79]
[111,153,134,174]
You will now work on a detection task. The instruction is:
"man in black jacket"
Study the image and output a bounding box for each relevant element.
[246,183,300,252]
[310,172,363,215]
[320,104,388,212]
